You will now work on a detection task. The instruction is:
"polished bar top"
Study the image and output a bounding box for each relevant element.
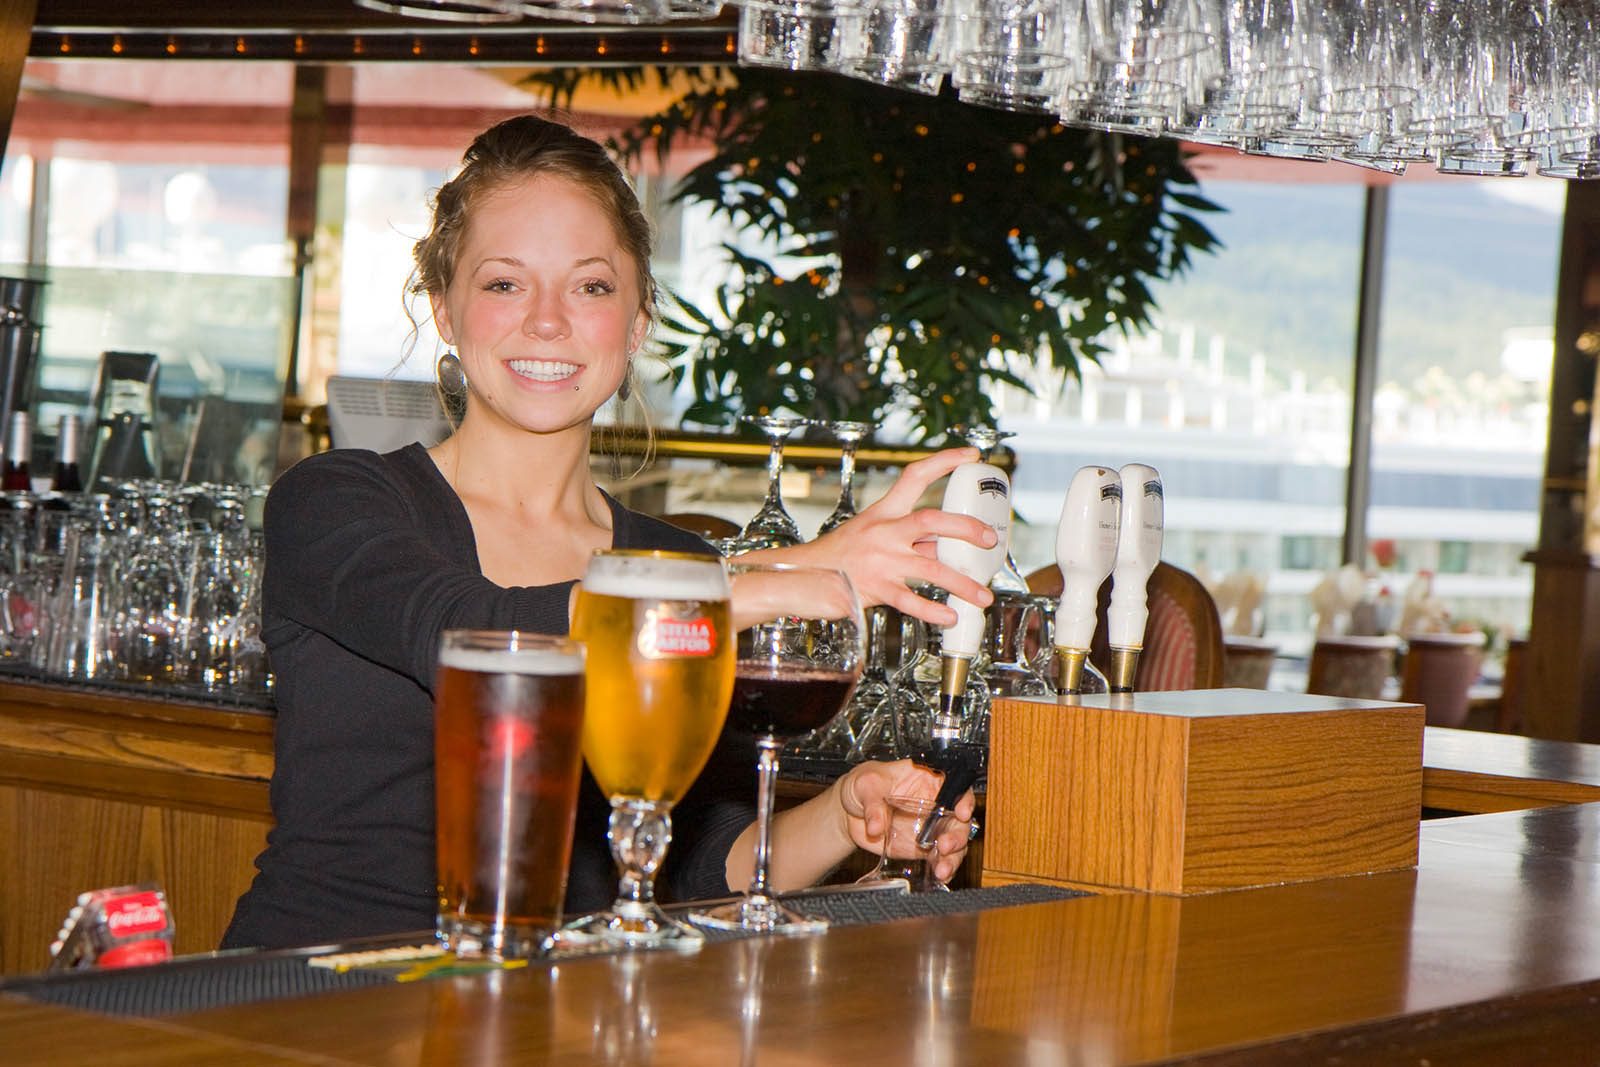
[1422,725,1600,812]
[7,803,1600,1064]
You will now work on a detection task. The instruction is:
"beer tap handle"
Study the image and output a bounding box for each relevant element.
[911,741,984,850]
[1051,466,1123,694]
[932,461,1012,737]
[1107,464,1164,691]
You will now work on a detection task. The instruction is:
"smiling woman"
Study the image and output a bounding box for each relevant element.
[429,175,647,436]
[221,114,990,952]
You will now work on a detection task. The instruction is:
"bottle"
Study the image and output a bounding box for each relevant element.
[51,414,84,493]
[3,411,32,492]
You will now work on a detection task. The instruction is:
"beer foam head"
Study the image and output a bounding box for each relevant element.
[439,644,584,676]
[583,551,728,600]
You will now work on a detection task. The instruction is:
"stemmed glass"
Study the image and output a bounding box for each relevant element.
[738,414,807,549]
[563,549,735,951]
[814,420,871,536]
[692,562,864,935]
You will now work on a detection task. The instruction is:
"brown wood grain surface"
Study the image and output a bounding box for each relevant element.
[5,806,1600,1065]
[1422,725,1600,812]
[0,680,274,976]
[0,787,267,973]
[0,995,330,1065]
[985,691,1422,894]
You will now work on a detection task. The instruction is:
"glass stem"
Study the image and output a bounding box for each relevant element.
[746,734,782,900]
[837,443,858,515]
[610,798,672,908]
[763,438,785,507]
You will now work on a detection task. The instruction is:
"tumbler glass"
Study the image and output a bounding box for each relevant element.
[434,630,588,960]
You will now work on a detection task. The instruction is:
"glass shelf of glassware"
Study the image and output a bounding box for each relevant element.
[0,481,274,711]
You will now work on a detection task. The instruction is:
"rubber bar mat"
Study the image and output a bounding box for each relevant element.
[5,882,1083,1019]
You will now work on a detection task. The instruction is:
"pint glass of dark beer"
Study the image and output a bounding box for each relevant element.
[434,630,585,959]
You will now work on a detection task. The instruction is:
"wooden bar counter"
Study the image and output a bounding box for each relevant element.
[0,676,272,974]
[5,804,1600,1064]
[12,680,1600,1061]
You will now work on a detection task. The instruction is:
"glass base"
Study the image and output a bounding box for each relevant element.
[436,915,558,960]
[558,900,705,952]
[690,893,828,935]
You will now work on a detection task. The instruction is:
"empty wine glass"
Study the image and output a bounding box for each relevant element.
[815,420,871,536]
[788,602,896,760]
[738,414,807,550]
[976,590,1054,699]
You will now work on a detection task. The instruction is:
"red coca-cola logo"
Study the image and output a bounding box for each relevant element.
[637,609,717,659]
[103,892,168,938]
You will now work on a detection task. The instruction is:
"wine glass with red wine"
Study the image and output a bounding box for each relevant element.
[691,562,864,935]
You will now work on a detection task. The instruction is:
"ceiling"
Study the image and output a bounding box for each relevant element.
[30,0,731,33]
[22,1,1504,186]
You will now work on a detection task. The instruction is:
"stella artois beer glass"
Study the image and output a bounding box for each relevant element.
[434,630,587,960]
[565,550,734,950]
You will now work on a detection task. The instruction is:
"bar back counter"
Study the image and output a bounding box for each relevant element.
[9,682,1600,1062]
[0,678,271,973]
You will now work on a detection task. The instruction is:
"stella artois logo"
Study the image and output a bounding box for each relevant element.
[638,605,717,659]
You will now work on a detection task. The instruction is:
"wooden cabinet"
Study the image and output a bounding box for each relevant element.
[0,679,272,975]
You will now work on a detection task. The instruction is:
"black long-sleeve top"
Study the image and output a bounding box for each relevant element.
[221,443,755,950]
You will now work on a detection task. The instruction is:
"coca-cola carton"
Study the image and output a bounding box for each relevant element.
[49,883,175,971]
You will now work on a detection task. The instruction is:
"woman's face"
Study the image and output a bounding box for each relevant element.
[432,172,648,438]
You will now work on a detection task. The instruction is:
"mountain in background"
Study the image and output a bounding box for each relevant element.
[1141,178,1563,392]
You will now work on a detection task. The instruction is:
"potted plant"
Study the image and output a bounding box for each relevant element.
[531,67,1222,441]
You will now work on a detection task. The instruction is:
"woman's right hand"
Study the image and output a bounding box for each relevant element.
[751,447,996,628]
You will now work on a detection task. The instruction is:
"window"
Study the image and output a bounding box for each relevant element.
[3,60,296,486]
[1001,177,1366,658]
[1372,179,1561,642]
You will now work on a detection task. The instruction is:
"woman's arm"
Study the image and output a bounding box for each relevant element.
[722,760,978,892]
[264,451,569,688]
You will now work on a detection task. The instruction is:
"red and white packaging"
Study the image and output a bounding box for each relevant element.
[49,883,175,971]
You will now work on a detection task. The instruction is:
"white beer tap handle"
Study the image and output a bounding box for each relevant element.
[934,462,1012,661]
[1107,464,1164,691]
[1052,465,1123,693]
[931,461,1012,737]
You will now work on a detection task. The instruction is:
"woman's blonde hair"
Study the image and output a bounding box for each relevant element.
[409,114,657,474]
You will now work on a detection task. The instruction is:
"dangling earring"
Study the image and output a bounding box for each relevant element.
[617,360,633,403]
[437,351,468,394]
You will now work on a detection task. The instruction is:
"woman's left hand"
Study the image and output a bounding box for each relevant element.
[836,758,978,886]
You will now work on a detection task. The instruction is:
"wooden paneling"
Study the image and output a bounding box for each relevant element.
[0,679,273,976]
[0,787,267,973]
[984,689,1423,894]
[0,0,38,160]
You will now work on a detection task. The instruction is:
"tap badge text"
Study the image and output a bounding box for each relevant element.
[978,476,1009,498]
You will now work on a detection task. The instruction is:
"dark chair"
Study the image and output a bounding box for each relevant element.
[659,511,742,542]
[1024,561,1225,690]
[1496,636,1527,733]
[1307,635,1398,700]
